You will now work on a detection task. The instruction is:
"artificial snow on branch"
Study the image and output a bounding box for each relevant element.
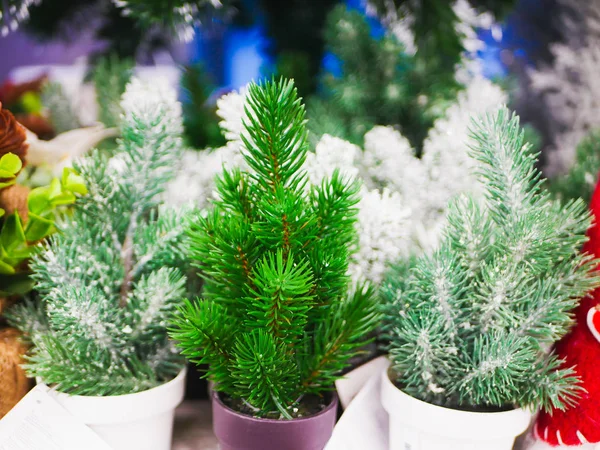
[526,0,600,175]
[8,77,190,396]
[383,107,600,411]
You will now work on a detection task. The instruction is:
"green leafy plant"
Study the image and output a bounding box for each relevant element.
[0,153,21,199]
[0,165,86,276]
[0,151,86,298]
[170,78,380,419]
[7,77,190,396]
[383,107,600,412]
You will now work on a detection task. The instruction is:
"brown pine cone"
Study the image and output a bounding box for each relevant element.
[0,328,31,418]
[0,103,28,164]
[0,184,30,221]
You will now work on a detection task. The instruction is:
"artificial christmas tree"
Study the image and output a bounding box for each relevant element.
[7,77,190,450]
[381,107,600,450]
[169,78,379,450]
[527,171,600,448]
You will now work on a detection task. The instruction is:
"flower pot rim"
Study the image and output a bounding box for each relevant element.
[212,389,339,424]
[384,367,526,415]
[37,365,187,400]
[38,367,187,425]
[381,366,531,441]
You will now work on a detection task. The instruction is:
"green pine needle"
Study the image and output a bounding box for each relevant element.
[383,106,600,412]
[170,78,380,418]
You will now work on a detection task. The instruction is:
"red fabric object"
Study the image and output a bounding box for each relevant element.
[534,174,600,446]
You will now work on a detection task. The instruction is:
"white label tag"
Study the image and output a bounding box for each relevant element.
[335,356,390,409]
[0,385,113,450]
[327,358,390,450]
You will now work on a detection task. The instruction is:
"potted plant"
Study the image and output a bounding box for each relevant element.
[381,107,600,450]
[169,78,380,450]
[7,77,191,450]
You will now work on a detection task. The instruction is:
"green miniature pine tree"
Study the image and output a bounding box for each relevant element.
[8,77,191,396]
[549,131,600,206]
[383,107,600,412]
[308,5,460,151]
[170,78,380,419]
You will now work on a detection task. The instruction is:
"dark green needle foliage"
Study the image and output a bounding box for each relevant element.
[180,63,226,149]
[7,78,191,396]
[549,131,600,206]
[368,0,516,79]
[93,54,134,129]
[308,5,460,152]
[170,78,380,419]
[383,107,600,412]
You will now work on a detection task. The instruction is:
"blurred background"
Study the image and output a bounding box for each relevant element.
[0,0,589,173]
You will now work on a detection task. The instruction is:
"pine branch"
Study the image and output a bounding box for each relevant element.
[241,79,308,193]
[173,79,374,417]
[93,54,133,129]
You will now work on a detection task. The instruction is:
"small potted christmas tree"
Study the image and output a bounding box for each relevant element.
[381,107,600,450]
[170,78,380,450]
[8,77,190,450]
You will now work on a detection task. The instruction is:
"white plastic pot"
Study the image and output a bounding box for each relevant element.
[381,369,531,450]
[39,368,186,450]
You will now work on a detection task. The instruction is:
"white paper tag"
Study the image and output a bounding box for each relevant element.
[335,356,390,409]
[327,358,390,450]
[0,385,113,450]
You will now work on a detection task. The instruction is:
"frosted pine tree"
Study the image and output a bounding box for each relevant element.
[383,107,600,411]
[357,76,507,265]
[8,77,191,396]
[526,0,600,176]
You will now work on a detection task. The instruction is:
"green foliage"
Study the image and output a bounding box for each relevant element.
[258,0,340,98]
[383,107,600,412]
[180,63,226,149]
[110,0,229,39]
[41,82,80,134]
[93,55,134,129]
[170,79,380,418]
[0,153,21,193]
[0,150,84,287]
[7,79,190,396]
[549,131,600,206]
[368,0,516,74]
[308,5,460,151]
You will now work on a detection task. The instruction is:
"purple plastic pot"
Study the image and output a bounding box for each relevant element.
[212,391,338,450]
